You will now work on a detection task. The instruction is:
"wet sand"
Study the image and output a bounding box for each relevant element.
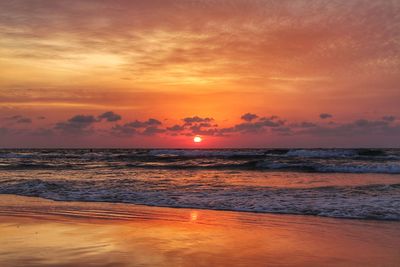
[0,195,399,267]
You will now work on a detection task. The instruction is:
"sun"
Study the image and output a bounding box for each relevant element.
[193,136,202,143]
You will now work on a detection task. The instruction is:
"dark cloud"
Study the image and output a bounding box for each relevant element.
[4,115,32,124]
[183,116,213,125]
[4,115,21,121]
[241,113,258,122]
[220,116,285,134]
[214,115,400,138]
[55,115,97,134]
[190,122,214,129]
[3,111,400,145]
[354,119,387,128]
[167,125,184,131]
[111,124,137,136]
[37,116,46,120]
[16,117,32,124]
[125,118,162,128]
[300,118,400,137]
[142,127,165,136]
[320,113,333,119]
[189,124,219,136]
[382,115,396,122]
[55,112,124,134]
[296,122,318,128]
[259,117,285,126]
[177,116,219,136]
[98,111,122,122]
[69,115,97,124]
[111,118,163,136]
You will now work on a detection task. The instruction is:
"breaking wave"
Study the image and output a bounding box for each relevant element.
[0,178,399,221]
[1,148,400,173]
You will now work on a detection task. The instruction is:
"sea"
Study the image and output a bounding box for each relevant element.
[0,148,399,220]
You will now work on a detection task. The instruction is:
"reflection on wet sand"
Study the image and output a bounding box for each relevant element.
[0,195,399,267]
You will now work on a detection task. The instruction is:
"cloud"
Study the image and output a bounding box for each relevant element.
[16,117,32,124]
[183,116,214,125]
[125,118,162,128]
[320,113,333,119]
[292,121,318,128]
[111,124,137,136]
[98,111,122,122]
[155,116,219,136]
[2,109,400,146]
[4,115,32,124]
[167,124,184,131]
[170,116,219,136]
[382,115,396,122]
[300,118,400,137]
[188,124,220,136]
[142,127,165,136]
[111,118,163,136]
[241,113,258,122]
[55,115,97,134]
[69,115,97,124]
[220,116,285,135]
[55,112,124,134]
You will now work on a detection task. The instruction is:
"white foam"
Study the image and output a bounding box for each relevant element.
[148,149,264,158]
[257,161,400,174]
[285,149,356,158]
[0,153,33,158]
[317,163,400,174]
[1,178,399,221]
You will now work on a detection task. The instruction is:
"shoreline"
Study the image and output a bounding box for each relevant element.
[3,193,400,222]
[0,194,399,266]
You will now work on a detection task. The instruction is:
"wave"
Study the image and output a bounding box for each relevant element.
[284,149,357,158]
[257,161,400,174]
[0,163,76,170]
[0,179,399,221]
[1,149,400,173]
[1,148,398,162]
[120,161,400,173]
[148,148,393,159]
[2,160,400,174]
[0,153,33,159]
[148,149,267,159]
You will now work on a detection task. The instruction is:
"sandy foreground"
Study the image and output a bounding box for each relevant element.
[0,195,399,267]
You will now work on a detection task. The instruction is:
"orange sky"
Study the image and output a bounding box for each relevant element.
[0,0,399,147]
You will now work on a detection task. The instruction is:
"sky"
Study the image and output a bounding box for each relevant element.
[0,0,399,148]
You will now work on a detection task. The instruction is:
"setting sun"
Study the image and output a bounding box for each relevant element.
[193,136,202,143]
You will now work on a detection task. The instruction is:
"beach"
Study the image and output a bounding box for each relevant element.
[0,194,399,267]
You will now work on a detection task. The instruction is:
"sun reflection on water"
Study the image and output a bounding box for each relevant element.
[190,211,198,222]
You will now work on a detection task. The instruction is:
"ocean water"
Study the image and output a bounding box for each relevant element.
[0,148,399,220]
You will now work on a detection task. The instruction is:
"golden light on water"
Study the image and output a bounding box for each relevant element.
[190,211,198,222]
